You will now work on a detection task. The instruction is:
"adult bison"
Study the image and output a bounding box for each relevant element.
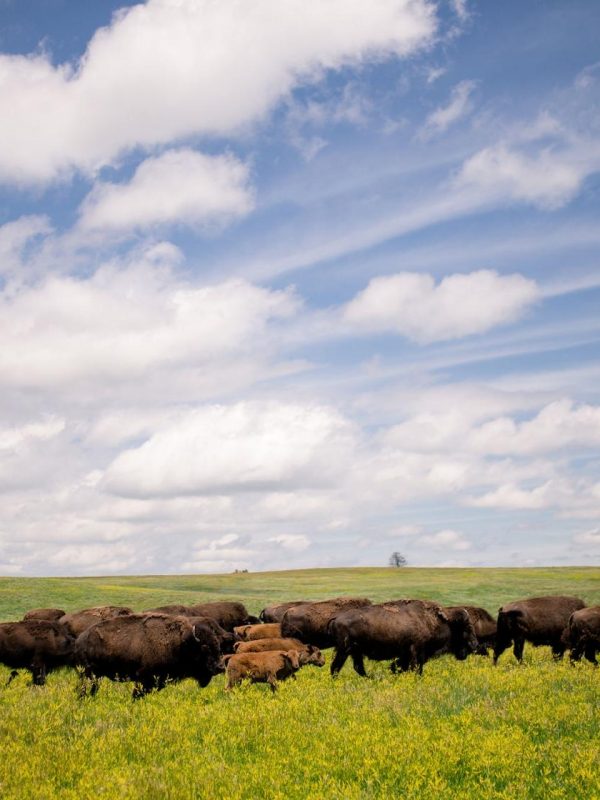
[563,606,600,665]
[146,601,258,631]
[259,601,308,623]
[494,595,586,664]
[281,597,372,649]
[74,613,222,698]
[22,608,66,622]
[59,606,133,638]
[329,600,477,676]
[0,620,75,685]
[445,605,497,655]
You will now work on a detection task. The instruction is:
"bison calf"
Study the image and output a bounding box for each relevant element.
[233,623,282,641]
[234,638,325,666]
[224,650,302,692]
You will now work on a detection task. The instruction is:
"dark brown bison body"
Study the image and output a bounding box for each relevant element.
[259,601,308,623]
[22,608,66,622]
[233,623,282,641]
[329,600,478,676]
[281,597,372,649]
[0,620,75,685]
[74,613,222,698]
[563,606,600,665]
[445,605,497,655]
[146,601,257,631]
[494,595,586,664]
[59,606,133,638]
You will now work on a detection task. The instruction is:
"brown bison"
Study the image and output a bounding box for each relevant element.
[59,606,133,638]
[146,601,257,632]
[0,620,75,685]
[74,613,222,698]
[233,638,325,665]
[445,605,497,655]
[224,646,324,691]
[329,600,478,676]
[563,606,600,665]
[281,597,372,649]
[259,601,308,623]
[494,595,586,664]
[22,608,66,622]
[233,623,282,641]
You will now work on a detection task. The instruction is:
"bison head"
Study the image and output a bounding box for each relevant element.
[446,608,478,661]
[298,645,325,667]
[283,650,301,671]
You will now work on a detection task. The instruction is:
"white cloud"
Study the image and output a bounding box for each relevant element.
[456,143,598,210]
[79,149,254,232]
[103,401,357,498]
[422,79,477,135]
[0,265,298,389]
[420,529,471,550]
[573,528,600,546]
[0,215,53,278]
[343,269,539,342]
[268,534,311,552]
[0,0,437,183]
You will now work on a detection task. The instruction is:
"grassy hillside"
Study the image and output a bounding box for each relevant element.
[1,566,599,619]
[0,568,598,800]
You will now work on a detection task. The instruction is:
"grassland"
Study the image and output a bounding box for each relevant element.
[0,567,598,800]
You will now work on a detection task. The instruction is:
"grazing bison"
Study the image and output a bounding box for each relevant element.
[182,616,238,655]
[281,597,372,649]
[329,600,478,676]
[259,601,308,623]
[59,606,133,638]
[494,595,586,664]
[563,606,600,665]
[0,620,75,685]
[233,638,325,665]
[75,613,222,698]
[22,608,66,622]
[224,646,324,691]
[233,623,282,641]
[445,605,497,655]
[146,602,257,632]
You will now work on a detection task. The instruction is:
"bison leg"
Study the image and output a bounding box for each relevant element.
[551,643,565,661]
[31,662,47,686]
[351,651,367,677]
[330,647,350,677]
[584,644,598,666]
[512,636,525,663]
[5,669,19,687]
[267,675,278,693]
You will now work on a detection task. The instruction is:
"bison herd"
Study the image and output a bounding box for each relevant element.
[0,594,597,698]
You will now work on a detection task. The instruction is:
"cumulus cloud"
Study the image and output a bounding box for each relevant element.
[0,0,437,183]
[79,149,254,232]
[343,270,539,342]
[0,265,298,389]
[0,215,53,278]
[420,529,471,550]
[456,144,597,210]
[422,79,477,135]
[103,401,356,498]
[268,534,311,552]
[573,528,600,546]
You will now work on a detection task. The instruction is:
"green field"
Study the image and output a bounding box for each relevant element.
[0,567,598,800]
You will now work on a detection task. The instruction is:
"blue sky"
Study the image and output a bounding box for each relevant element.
[0,0,598,575]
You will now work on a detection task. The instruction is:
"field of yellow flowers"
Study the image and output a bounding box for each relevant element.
[0,567,598,799]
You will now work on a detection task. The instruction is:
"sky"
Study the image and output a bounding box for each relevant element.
[0,0,599,576]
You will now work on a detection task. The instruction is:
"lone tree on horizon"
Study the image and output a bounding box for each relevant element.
[389,551,407,567]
